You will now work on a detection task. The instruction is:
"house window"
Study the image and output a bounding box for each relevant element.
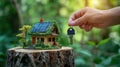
[37,38,39,40]
[41,38,44,42]
[52,38,55,41]
[48,38,51,42]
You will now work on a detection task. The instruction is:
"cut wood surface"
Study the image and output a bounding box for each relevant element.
[6,47,74,67]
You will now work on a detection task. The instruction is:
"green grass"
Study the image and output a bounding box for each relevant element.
[35,44,61,50]
[23,43,61,50]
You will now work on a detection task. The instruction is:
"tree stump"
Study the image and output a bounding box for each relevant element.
[6,47,74,67]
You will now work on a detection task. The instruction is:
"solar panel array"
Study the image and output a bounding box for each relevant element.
[31,22,51,33]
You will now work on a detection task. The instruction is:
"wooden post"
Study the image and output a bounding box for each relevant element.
[6,47,74,67]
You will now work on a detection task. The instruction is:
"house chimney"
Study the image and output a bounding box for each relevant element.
[40,18,44,23]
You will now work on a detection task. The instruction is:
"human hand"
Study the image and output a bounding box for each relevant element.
[68,7,113,31]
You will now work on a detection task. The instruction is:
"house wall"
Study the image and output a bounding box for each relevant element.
[33,35,56,45]
[45,35,56,45]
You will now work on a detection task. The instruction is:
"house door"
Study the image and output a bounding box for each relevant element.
[32,37,36,44]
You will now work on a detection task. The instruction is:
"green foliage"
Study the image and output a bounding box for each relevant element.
[35,44,60,50]
[93,57,102,64]
[98,39,109,46]
[16,25,32,48]
[0,0,120,67]
[57,34,69,46]
[0,35,17,67]
[70,38,120,67]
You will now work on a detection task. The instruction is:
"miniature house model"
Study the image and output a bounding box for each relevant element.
[30,18,59,46]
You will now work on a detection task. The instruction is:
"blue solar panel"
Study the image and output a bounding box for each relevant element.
[31,22,51,33]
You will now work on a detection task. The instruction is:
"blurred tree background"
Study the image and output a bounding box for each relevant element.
[0,0,120,67]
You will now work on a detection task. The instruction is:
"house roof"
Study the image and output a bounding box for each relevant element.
[31,22,51,33]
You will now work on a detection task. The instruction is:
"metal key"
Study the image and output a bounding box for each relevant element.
[67,27,75,45]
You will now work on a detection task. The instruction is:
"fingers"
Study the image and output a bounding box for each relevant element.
[68,8,87,26]
[68,7,93,31]
[79,25,93,31]
[68,15,87,26]
[85,25,93,31]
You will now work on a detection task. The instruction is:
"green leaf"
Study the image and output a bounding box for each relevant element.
[75,57,86,65]
[102,57,112,65]
[87,41,96,46]
[98,39,109,46]
[95,64,104,67]
[93,57,102,64]
[0,52,3,56]
[110,54,120,65]
[79,49,92,57]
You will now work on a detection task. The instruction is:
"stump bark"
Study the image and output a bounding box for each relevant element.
[6,47,74,67]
